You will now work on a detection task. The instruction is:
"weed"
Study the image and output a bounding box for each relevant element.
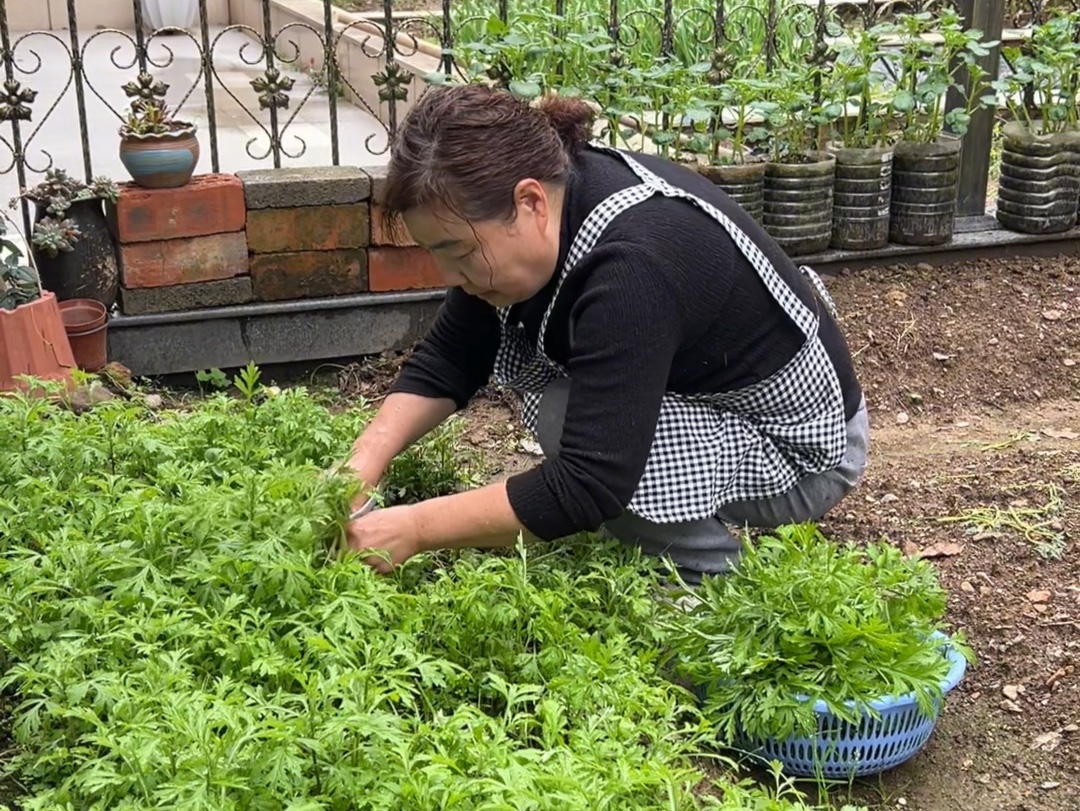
[938,482,1067,560]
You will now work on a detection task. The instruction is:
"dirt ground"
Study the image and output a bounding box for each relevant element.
[337,254,1080,811]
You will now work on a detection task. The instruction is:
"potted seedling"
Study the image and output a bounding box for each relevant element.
[0,212,76,392]
[991,9,1080,234]
[760,64,843,257]
[827,23,899,251]
[665,522,973,781]
[887,10,997,246]
[698,76,772,223]
[119,97,200,189]
[11,169,121,308]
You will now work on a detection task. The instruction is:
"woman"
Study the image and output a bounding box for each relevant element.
[340,83,868,583]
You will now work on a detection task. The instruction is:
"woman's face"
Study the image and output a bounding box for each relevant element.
[402,179,562,309]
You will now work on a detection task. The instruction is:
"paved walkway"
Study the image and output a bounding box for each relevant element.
[0,26,387,212]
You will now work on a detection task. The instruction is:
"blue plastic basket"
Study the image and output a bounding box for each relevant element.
[738,633,968,779]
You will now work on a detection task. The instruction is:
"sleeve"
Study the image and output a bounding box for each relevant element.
[389,287,501,410]
[504,243,681,540]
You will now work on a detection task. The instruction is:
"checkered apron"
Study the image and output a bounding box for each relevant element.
[491,146,848,524]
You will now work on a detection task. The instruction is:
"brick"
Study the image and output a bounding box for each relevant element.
[250,249,368,301]
[107,174,246,243]
[370,204,417,247]
[247,203,370,254]
[120,232,250,289]
[368,246,444,292]
[237,166,371,210]
[366,165,388,204]
[120,277,254,315]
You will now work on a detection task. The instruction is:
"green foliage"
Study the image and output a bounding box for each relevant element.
[666,523,974,745]
[827,23,897,150]
[993,9,1080,135]
[1,372,828,810]
[889,10,997,143]
[0,214,40,311]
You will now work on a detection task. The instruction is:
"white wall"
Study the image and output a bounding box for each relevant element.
[4,0,231,31]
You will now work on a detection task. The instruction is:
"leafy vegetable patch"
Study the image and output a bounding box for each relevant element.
[0,373,847,811]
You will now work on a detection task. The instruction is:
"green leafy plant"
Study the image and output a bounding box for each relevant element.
[992,9,1080,135]
[889,10,998,143]
[195,367,231,393]
[121,98,195,136]
[828,22,898,149]
[666,522,974,745]
[9,169,119,259]
[761,64,843,163]
[0,213,40,311]
[703,76,773,165]
[0,369,874,811]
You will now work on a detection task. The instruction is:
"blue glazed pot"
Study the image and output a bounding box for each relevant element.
[119,124,200,189]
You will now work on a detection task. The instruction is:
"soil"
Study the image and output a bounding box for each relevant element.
[336,254,1080,810]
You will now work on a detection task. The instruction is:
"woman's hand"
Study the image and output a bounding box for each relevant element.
[344,483,534,574]
[346,505,423,573]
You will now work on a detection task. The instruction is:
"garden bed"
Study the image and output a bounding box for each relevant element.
[329,252,1080,811]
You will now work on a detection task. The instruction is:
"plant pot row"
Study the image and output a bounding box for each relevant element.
[698,125,1080,257]
[695,138,964,256]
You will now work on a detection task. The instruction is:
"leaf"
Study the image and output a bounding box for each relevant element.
[892,90,916,112]
[508,80,541,100]
[917,542,964,558]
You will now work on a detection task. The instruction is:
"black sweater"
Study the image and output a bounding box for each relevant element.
[390,146,862,541]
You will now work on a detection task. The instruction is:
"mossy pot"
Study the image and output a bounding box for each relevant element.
[763,151,836,257]
[889,136,962,247]
[829,144,894,251]
[995,121,1080,235]
[700,160,767,223]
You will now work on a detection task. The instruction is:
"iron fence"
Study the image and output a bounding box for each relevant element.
[0,0,1076,223]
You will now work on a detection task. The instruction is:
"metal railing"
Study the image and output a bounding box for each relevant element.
[0,0,1075,223]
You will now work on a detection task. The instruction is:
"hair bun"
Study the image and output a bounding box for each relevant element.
[535,95,595,152]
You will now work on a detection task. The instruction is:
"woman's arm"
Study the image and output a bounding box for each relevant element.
[344,391,457,503]
[340,287,502,503]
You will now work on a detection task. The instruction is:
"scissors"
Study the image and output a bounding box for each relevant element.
[349,483,383,521]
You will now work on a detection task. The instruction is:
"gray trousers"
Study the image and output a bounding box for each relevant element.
[535,379,870,584]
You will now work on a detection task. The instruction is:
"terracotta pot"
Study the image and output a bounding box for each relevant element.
[0,291,76,392]
[60,298,109,372]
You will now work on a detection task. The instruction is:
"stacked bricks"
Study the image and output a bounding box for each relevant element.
[237,166,371,301]
[109,167,446,316]
[108,174,253,315]
[237,165,444,298]
[364,165,444,292]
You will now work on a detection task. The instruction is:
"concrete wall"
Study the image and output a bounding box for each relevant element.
[5,0,231,31]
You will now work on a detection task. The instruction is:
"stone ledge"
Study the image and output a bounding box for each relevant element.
[808,215,1080,274]
[120,278,255,315]
[107,290,446,377]
[237,166,372,209]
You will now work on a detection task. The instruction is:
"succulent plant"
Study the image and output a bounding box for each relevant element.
[0,215,41,310]
[9,168,117,258]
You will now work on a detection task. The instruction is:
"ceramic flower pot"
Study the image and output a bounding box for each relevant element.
[119,124,200,189]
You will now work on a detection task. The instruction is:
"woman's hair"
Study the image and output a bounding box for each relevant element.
[379,83,596,228]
